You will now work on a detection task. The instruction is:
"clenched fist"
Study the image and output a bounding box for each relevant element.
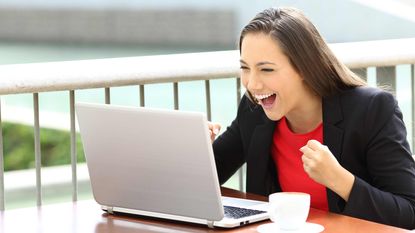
[300,140,355,201]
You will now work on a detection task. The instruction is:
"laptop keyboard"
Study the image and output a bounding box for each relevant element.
[223,205,266,219]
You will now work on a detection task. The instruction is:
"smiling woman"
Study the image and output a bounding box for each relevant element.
[211,7,415,230]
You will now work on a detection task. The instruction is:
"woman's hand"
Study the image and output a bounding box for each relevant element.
[207,122,221,143]
[300,139,355,201]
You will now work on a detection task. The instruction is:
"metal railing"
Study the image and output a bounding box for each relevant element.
[0,38,415,210]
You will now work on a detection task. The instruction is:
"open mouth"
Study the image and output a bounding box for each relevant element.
[254,93,276,108]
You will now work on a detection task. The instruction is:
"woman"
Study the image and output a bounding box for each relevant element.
[209,7,415,229]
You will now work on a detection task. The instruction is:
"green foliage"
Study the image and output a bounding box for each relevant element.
[2,122,85,171]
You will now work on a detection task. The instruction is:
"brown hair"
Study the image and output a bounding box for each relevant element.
[239,7,366,98]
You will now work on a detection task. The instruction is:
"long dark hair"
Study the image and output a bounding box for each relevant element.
[239,7,366,98]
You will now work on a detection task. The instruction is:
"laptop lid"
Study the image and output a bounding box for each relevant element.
[76,102,223,221]
[76,102,269,228]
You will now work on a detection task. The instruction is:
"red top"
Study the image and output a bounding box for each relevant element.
[271,117,329,211]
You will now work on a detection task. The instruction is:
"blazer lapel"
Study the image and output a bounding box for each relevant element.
[246,115,276,195]
[323,94,345,212]
[323,95,344,161]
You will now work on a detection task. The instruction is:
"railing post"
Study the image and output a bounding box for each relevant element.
[140,85,145,107]
[33,93,42,206]
[105,88,111,104]
[173,82,179,110]
[0,98,4,210]
[69,91,78,202]
[351,68,367,81]
[376,66,396,95]
[236,78,245,192]
[205,80,211,121]
[412,64,415,151]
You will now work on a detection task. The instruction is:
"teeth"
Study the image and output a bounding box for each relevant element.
[254,93,274,100]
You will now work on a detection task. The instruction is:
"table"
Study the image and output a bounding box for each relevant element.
[0,188,411,233]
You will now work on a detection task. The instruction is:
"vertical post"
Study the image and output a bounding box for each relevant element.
[33,93,42,206]
[173,82,179,110]
[0,98,5,210]
[236,78,241,104]
[70,91,78,201]
[376,66,396,95]
[351,68,367,81]
[140,85,145,107]
[236,78,244,192]
[411,64,415,151]
[205,80,212,121]
[105,88,111,104]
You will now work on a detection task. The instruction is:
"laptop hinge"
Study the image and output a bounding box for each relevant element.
[207,220,214,228]
[107,207,114,214]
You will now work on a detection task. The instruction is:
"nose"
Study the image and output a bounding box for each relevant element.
[245,72,263,92]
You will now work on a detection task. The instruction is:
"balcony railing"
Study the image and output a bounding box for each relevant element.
[0,38,415,211]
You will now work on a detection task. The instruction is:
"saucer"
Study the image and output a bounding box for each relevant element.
[257,222,324,233]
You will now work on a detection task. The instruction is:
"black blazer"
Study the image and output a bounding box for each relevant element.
[213,86,415,229]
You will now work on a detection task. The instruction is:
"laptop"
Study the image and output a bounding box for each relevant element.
[75,102,269,228]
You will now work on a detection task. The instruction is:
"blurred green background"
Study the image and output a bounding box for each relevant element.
[2,122,85,171]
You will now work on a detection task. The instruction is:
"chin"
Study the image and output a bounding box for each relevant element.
[263,111,283,121]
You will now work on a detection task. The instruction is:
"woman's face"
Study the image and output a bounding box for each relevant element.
[240,33,310,121]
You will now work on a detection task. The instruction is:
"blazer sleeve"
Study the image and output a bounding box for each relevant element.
[212,96,247,185]
[343,91,415,229]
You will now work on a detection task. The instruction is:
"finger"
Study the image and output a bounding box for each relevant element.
[307,139,323,150]
[303,162,309,173]
[212,123,221,135]
[301,153,314,164]
[322,144,330,153]
[213,124,220,135]
[208,122,221,135]
[302,158,312,173]
[299,145,314,155]
[302,155,315,172]
[208,122,221,143]
[301,154,309,163]
[209,130,217,143]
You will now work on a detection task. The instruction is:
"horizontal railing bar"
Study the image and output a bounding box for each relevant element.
[1,38,415,95]
[329,38,415,69]
[0,51,240,95]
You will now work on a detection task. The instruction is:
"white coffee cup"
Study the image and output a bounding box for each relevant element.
[268,192,310,230]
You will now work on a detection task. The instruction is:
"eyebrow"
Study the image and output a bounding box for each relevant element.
[239,59,276,66]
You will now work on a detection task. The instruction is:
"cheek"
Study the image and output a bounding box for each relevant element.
[241,74,249,88]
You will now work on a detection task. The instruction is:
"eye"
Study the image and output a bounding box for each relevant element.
[261,68,274,72]
[240,66,249,70]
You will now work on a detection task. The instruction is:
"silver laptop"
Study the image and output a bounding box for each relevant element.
[76,102,269,228]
